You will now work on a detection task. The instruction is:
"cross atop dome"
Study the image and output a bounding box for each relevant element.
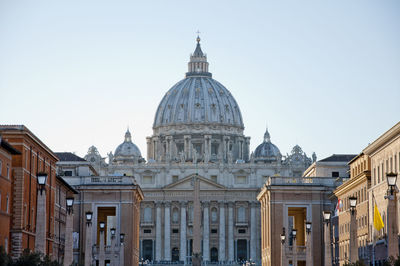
[125,128,132,143]
[186,35,211,77]
[264,127,271,143]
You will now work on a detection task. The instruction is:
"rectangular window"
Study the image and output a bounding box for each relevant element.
[6,195,9,213]
[172,229,179,234]
[235,176,247,184]
[332,172,339,178]
[211,175,217,183]
[142,176,153,184]
[6,165,9,179]
[378,166,380,183]
[144,229,151,234]
[172,175,178,183]
[64,171,73,176]
[211,229,217,234]
[0,160,2,176]
[374,168,376,185]
[238,229,246,234]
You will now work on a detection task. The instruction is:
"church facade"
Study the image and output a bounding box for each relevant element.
[84,37,314,264]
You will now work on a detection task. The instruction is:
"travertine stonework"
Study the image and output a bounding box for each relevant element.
[84,38,314,264]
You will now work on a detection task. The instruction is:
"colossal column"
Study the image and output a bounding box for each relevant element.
[218,201,226,262]
[250,202,257,261]
[228,202,234,262]
[164,202,171,261]
[203,201,210,261]
[180,202,187,263]
[155,202,162,261]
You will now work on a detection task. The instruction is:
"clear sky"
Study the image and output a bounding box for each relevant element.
[1,0,399,161]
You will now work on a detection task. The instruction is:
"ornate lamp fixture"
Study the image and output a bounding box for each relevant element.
[120,233,125,244]
[292,229,297,241]
[305,221,312,234]
[66,197,74,214]
[37,173,48,195]
[99,221,105,232]
[349,196,357,215]
[280,232,286,244]
[86,211,93,226]
[323,211,331,223]
[387,172,398,195]
[110,228,116,238]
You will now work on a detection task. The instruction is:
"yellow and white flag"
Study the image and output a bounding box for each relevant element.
[374,202,384,231]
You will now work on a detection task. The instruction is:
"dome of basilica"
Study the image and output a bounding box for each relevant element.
[114,129,142,159]
[153,37,244,130]
[254,128,281,161]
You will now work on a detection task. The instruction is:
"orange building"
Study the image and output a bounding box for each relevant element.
[0,125,58,259]
[0,136,20,254]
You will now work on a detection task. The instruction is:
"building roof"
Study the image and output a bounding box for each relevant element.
[0,136,21,155]
[318,154,357,163]
[55,152,86,162]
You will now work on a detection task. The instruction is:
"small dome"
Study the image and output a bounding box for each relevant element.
[114,129,142,158]
[254,128,281,161]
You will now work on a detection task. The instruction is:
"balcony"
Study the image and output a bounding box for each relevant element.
[284,245,306,260]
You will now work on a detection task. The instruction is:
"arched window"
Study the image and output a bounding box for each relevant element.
[144,207,152,223]
[172,208,179,223]
[211,207,218,223]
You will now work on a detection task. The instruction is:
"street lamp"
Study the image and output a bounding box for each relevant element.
[387,172,398,195]
[37,173,48,195]
[349,196,357,215]
[86,211,93,226]
[323,211,331,223]
[120,233,125,243]
[280,232,286,244]
[349,196,358,262]
[305,221,312,234]
[292,229,297,240]
[99,221,105,232]
[110,228,116,238]
[66,197,74,214]
[386,172,399,258]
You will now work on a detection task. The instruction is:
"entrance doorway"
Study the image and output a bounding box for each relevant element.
[172,247,179,262]
[210,247,218,262]
[237,239,247,261]
[142,239,153,261]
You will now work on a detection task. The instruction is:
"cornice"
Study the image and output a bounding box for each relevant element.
[363,122,400,156]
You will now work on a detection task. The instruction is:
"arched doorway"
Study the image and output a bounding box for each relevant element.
[210,247,218,262]
[237,239,247,261]
[171,247,179,262]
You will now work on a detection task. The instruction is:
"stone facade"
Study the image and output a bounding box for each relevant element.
[334,153,371,265]
[364,122,400,263]
[83,38,314,264]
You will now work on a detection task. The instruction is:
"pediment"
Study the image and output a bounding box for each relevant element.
[163,174,226,190]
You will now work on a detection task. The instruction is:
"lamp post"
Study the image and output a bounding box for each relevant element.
[85,211,94,266]
[34,172,48,253]
[37,173,47,195]
[66,197,74,215]
[281,227,286,266]
[99,221,106,266]
[323,211,332,266]
[386,172,399,258]
[349,196,358,262]
[292,229,297,266]
[120,233,125,266]
[110,228,116,266]
[305,222,312,266]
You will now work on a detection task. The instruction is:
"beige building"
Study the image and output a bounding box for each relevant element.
[56,152,144,266]
[334,153,371,265]
[257,176,339,266]
[364,122,400,262]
